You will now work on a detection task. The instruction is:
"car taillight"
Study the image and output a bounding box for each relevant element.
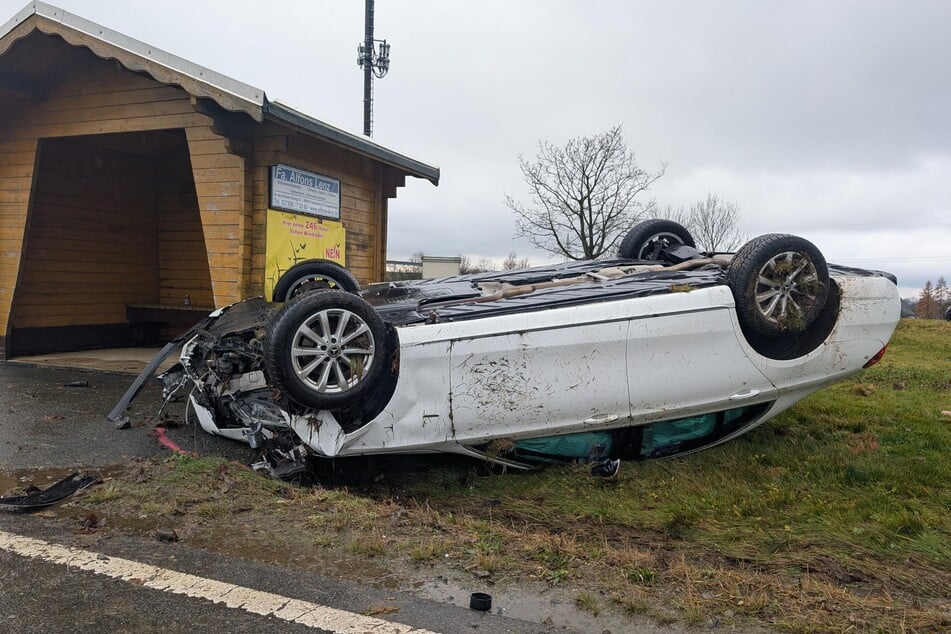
[863,345,888,368]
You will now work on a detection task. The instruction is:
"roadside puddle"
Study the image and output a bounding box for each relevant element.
[0,467,80,496]
[412,575,642,632]
[0,465,123,500]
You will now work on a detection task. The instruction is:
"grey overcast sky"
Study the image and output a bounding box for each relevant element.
[3,0,948,296]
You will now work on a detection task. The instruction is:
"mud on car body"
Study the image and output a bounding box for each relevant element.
[112,220,902,480]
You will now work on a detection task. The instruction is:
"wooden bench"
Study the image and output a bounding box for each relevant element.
[126,304,214,341]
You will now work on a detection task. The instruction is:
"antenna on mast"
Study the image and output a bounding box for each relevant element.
[356,0,390,137]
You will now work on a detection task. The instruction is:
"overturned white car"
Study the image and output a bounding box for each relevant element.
[112,220,901,478]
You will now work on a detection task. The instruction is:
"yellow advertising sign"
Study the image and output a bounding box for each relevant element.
[265,209,346,300]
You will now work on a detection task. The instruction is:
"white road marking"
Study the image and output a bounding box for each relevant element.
[0,529,439,633]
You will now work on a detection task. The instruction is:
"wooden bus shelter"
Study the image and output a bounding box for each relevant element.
[0,2,438,359]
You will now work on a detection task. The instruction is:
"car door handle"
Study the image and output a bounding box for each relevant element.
[729,388,760,400]
[583,413,620,425]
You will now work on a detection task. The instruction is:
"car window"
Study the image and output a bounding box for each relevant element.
[638,402,772,459]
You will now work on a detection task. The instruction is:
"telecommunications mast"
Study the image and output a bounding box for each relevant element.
[356,0,390,137]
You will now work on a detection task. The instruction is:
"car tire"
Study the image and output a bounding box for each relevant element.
[618,219,696,260]
[264,290,386,410]
[726,234,829,336]
[272,260,360,302]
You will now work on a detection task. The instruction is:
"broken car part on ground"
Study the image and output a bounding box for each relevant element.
[111,220,902,480]
[0,473,98,510]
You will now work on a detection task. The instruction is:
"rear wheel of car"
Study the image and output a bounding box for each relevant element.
[264,290,386,410]
[618,219,696,260]
[726,234,829,337]
[272,260,360,302]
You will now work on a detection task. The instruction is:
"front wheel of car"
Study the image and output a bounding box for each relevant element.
[264,290,386,410]
[617,219,696,260]
[726,234,829,337]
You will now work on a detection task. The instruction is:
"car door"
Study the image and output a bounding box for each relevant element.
[448,301,633,442]
[625,286,778,421]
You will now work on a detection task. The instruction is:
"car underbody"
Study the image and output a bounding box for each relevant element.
[111,223,902,481]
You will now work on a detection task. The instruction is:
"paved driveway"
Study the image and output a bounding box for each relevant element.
[0,361,250,471]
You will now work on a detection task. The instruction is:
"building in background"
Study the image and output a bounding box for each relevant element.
[421,256,462,278]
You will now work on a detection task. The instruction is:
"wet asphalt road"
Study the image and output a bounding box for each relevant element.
[0,361,561,633]
[0,361,251,471]
[0,512,552,634]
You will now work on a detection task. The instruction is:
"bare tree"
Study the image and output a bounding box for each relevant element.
[656,203,691,229]
[688,193,744,252]
[475,257,496,273]
[501,252,530,270]
[660,193,745,252]
[505,126,664,260]
[459,255,496,274]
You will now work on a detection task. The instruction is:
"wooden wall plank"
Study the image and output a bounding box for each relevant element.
[0,136,35,340]
[185,126,246,306]
[30,85,188,113]
[23,98,198,127]
[7,113,213,140]
[156,140,214,310]
[9,138,159,330]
